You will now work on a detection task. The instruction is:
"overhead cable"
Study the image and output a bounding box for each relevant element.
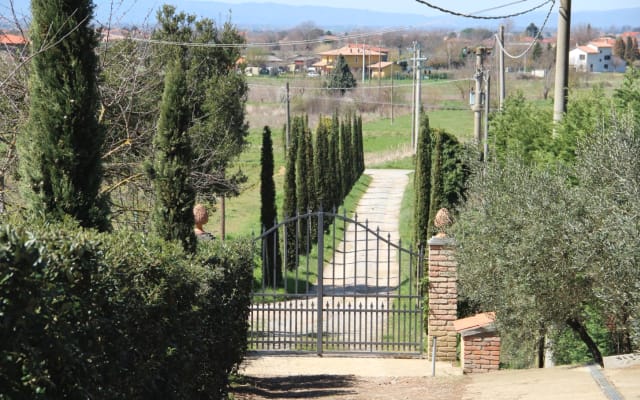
[494,0,556,59]
[414,0,554,20]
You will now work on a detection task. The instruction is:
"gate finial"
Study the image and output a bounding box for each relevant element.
[434,207,452,238]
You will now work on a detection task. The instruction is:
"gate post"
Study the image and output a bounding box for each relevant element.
[427,234,457,363]
[316,210,324,355]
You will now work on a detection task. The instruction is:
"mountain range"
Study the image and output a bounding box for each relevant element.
[98,1,640,32]
[4,1,640,32]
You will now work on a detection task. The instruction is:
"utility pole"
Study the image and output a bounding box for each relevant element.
[472,47,487,149]
[499,25,506,110]
[285,81,291,151]
[553,0,571,129]
[484,74,491,162]
[411,41,417,151]
[413,46,427,154]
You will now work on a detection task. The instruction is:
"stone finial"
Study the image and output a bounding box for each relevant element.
[434,208,452,238]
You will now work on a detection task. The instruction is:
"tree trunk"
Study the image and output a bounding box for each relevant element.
[566,318,604,367]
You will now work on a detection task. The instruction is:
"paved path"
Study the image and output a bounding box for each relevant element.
[249,169,415,352]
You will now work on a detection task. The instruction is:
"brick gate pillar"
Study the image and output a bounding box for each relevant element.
[427,235,457,362]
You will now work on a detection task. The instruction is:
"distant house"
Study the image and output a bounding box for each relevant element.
[569,38,626,73]
[368,61,395,79]
[315,44,388,75]
[0,31,27,52]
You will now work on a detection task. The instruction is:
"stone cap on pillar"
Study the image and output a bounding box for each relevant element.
[454,312,497,337]
[428,236,455,246]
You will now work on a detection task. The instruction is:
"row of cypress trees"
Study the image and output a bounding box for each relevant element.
[281,112,365,270]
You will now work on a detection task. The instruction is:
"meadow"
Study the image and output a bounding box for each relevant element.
[208,70,625,239]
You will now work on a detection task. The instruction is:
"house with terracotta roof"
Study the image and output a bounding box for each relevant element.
[314,44,388,75]
[569,38,626,73]
[0,32,27,51]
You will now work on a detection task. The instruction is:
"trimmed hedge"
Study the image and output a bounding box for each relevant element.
[0,221,253,399]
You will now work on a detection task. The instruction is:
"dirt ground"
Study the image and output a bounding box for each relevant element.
[230,374,466,400]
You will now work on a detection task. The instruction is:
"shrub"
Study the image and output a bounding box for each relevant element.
[0,220,253,399]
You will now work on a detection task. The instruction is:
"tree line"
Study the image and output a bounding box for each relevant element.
[259,112,364,286]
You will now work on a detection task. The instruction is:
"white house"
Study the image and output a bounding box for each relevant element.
[569,38,626,73]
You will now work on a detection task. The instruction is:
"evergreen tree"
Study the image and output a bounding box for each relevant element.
[625,37,636,63]
[149,58,196,252]
[260,126,283,287]
[305,124,318,242]
[283,117,300,269]
[413,114,431,248]
[351,115,360,182]
[339,116,353,196]
[19,0,109,230]
[296,120,311,252]
[329,111,342,210]
[614,37,626,60]
[314,118,331,213]
[325,55,357,95]
[427,129,444,237]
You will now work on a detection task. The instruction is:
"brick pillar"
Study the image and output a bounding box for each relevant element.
[428,236,457,362]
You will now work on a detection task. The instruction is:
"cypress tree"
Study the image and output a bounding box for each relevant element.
[149,58,196,252]
[330,111,342,210]
[19,0,109,230]
[260,126,283,287]
[283,116,300,269]
[357,115,365,175]
[305,124,318,242]
[350,114,363,181]
[614,37,626,60]
[314,118,332,227]
[413,114,431,248]
[625,37,636,62]
[339,117,351,197]
[296,120,310,252]
[427,129,444,237]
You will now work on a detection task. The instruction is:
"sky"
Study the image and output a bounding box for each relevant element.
[189,0,637,14]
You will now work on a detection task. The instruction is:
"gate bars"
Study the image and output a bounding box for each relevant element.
[250,210,425,356]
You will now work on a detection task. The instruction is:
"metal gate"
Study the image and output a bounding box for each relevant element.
[249,210,425,356]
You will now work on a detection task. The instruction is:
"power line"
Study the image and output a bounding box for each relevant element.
[414,0,554,20]
[493,0,556,59]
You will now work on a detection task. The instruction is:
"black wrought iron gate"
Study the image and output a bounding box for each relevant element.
[249,210,425,356]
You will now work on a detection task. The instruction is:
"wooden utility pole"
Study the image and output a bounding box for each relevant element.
[553,0,571,128]
[499,25,506,110]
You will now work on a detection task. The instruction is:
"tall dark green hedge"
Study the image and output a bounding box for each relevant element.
[260,126,282,286]
[19,0,109,231]
[0,221,253,399]
[149,58,196,253]
[413,114,431,248]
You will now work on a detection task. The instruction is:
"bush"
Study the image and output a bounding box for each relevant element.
[0,220,253,399]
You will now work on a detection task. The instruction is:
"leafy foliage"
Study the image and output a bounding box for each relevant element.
[413,114,431,247]
[0,221,253,399]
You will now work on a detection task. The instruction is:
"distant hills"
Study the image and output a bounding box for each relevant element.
[4,1,640,32]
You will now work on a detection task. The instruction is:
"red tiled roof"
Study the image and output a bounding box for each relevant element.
[0,32,27,45]
[577,45,599,54]
[319,46,384,57]
[453,312,496,333]
[368,61,393,69]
